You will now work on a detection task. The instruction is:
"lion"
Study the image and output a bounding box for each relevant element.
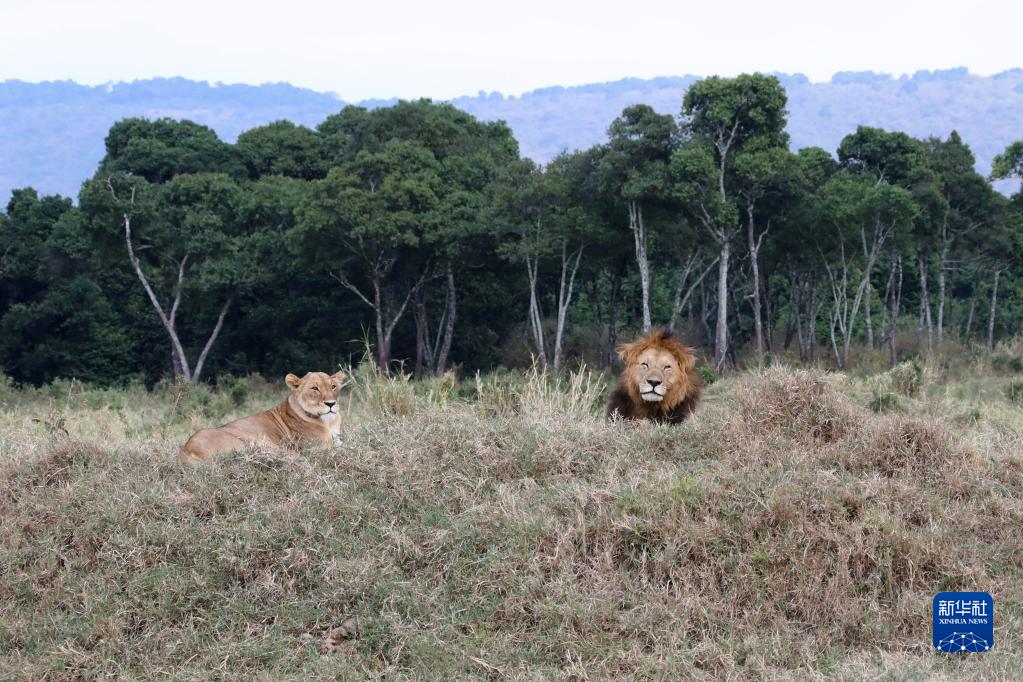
[179,370,345,465]
[605,329,702,424]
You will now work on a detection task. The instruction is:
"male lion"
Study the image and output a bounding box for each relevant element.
[606,329,702,424]
[179,370,345,465]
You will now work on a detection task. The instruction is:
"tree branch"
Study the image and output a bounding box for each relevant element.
[331,269,376,310]
[193,295,234,382]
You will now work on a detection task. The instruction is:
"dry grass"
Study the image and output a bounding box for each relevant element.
[0,364,1020,679]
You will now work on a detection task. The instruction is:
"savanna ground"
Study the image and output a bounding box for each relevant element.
[1,345,1022,680]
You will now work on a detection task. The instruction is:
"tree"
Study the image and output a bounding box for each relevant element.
[317,100,520,375]
[678,73,789,371]
[838,126,932,352]
[101,117,244,183]
[924,132,997,345]
[991,141,1023,182]
[601,105,676,332]
[733,146,801,366]
[813,172,916,369]
[235,120,328,180]
[493,155,594,371]
[776,147,838,362]
[0,190,134,384]
[80,172,254,382]
[292,141,441,371]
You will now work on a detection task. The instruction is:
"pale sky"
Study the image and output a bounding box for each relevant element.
[1,0,1020,100]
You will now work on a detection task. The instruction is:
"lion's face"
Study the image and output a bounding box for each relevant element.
[285,371,346,419]
[628,347,682,402]
[618,330,697,411]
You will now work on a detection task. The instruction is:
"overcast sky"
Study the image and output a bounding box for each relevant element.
[2,0,1020,100]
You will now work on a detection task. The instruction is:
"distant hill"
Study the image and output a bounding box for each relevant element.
[2,69,1022,203]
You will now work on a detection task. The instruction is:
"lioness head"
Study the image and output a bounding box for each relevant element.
[618,330,696,407]
[285,371,346,418]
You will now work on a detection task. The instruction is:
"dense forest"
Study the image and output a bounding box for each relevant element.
[3,68,1023,202]
[1,73,1022,386]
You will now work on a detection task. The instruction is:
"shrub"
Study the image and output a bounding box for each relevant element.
[0,372,19,405]
[887,359,924,398]
[1006,380,1023,405]
[990,349,1023,375]
[216,373,251,407]
[868,385,902,413]
[697,365,717,386]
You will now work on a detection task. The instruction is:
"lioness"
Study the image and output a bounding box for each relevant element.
[606,329,702,424]
[179,370,345,465]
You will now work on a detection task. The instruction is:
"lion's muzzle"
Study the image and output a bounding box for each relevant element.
[640,379,667,402]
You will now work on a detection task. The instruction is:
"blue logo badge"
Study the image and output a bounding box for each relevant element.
[933,592,993,652]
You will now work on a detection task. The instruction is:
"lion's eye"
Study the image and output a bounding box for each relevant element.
[330,384,337,390]
[311,386,320,392]
[640,362,649,369]
[664,366,672,371]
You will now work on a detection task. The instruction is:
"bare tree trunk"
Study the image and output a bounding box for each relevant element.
[964,291,976,340]
[826,218,894,368]
[192,297,234,382]
[784,270,798,352]
[936,267,946,347]
[334,264,423,374]
[988,270,1001,352]
[864,284,874,349]
[687,289,694,327]
[879,264,893,344]
[861,225,883,354]
[746,205,767,368]
[728,281,743,370]
[171,344,184,382]
[918,253,933,354]
[122,211,192,381]
[715,241,730,372]
[372,275,388,370]
[552,242,583,372]
[433,267,456,376]
[699,280,713,349]
[525,255,547,366]
[413,290,428,376]
[809,278,822,363]
[119,195,233,384]
[792,275,805,358]
[937,238,950,346]
[829,307,842,370]
[629,200,652,332]
[889,255,902,368]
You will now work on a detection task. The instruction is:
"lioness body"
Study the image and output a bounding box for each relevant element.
[606,329,702,424]
[180,371,344,465]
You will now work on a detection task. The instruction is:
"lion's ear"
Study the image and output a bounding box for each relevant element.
[674,347,696,373]
[285,373,302,391]
[331,369,346,383]
[617,342,637,363]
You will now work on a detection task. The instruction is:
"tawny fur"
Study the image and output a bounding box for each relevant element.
[179,370,345,465]
[606,329,702,424]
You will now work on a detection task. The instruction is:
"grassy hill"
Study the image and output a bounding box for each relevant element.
[1,357,1021,678]
[3,68,1023,203]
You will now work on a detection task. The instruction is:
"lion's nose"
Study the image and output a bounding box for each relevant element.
[324,401,337,408]
[647,379,661,388]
